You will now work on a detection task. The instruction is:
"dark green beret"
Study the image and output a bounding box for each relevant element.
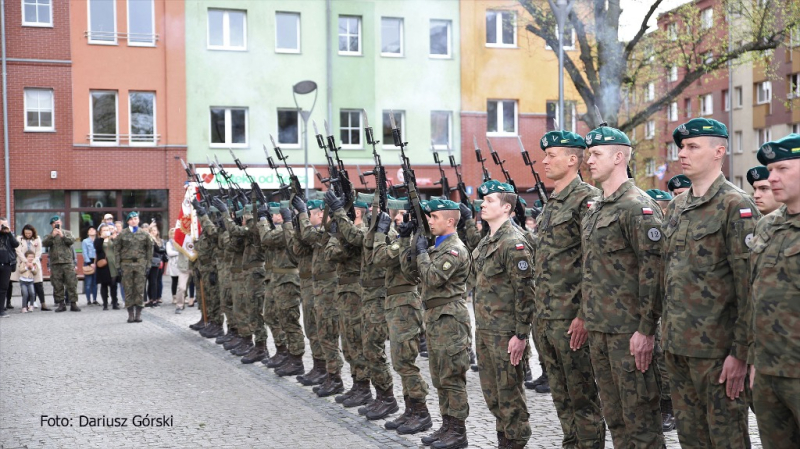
[49,215,60,224]
[234,209,244,218]
[478,180,515,198]
[423,199,459,215]
[757,133,800,165]
[125,211,139,221]
[645,189,672,201]
[307,199,324,211]
[534,200,543,208]
[268,202,281,215]
[585,127,631,147]
[518,197,527,207]
[353,200,369,209]
[209,206,220,213]
[540,130,587,151]
[672,118,728,148]
[746,166,770,186]
[667,174,692,192]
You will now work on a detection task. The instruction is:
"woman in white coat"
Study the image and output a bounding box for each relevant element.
[165,228,192,313]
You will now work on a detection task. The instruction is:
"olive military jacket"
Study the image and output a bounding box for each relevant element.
[114,227,152,272]
[373,231,420,309]
[333,210,387,302]
[259,222,299,287]
[42,229,77,265]
[413,233,471,313]
[297,213,337,296]
[323,234,362,295]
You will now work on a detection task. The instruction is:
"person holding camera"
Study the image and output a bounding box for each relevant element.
[0,217,19,318]
[42,216,81,313]
[94,223,120,310]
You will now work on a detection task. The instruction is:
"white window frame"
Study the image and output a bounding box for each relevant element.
[756,128,771,149]
[734,131,743,154]
[275,11,301,54]
[89,90,119,146]
[22,0,52,27]
[485,10,516,48]
[127,0,156,47]
[668,22,677,41]
[209,107,249,148]
[645,120,655,139]
[545,25,575,51]
[700,93,713,116]
[276,108,301,148]
[380,17,403,57]
[429,19,452,59]
[667,142,678,161]
[646,83,655,101]
[645,158,656,177]
[381,110,405,150]
[788,73,800,99]
[723,89,730,111]
[23,88,54,132]
[207,9,247,51]
[734,176,743,189]
[430,111,452,150]
[128,91,156,146]
[756,81,772,105]
[668,65,678,82]
[339,109,362,149]
[669,101,678,122]
[487,99,518,136]
[338,15,361,56]
[685,98,692,118]
[734,86,743,108]
[88,0,118,45]
[701,8,713,30]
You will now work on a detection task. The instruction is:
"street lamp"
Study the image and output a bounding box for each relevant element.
[547,0,574,131]
[292,80,318,199]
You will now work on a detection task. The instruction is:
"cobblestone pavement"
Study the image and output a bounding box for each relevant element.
[1,286,763,448]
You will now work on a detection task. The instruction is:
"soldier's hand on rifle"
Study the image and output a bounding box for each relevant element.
[212,197,228,213]
[459,203,473,221]
[398,218,415,238]
[324,190,344,212]
[414,233,428,255]
[279,207,293,223]
[292,196,307,214]
[376,212,392,234]
[257,204,269,221]
[192,199,207,217]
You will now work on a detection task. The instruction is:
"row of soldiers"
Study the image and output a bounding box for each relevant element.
[183,119,799,449]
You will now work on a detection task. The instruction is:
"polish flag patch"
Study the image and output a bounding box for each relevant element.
[642,208,654,215]
[587,201,595,208]
[449,250,459,256]
[515,243,525,250]
[740,208,753,218]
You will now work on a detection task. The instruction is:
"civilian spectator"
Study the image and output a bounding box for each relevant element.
[16,250,37,312]
[13,224,49,311]
[165,228,191,313]
[0,217,20,318]
[113,220,125,301]
[94,223,119,310]
[82,227,98,305]
[145,224,166,307]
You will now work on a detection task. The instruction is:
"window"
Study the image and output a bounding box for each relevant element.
[22,0,51,26]
[208,9,246,51]
[429,19,451,58]
[90,90,118,144]
[88,0,116,44]
[704,52,714,65]
[277,109,300,146]
[667,23,677,41]
[723,89,730,111]
[487,100,517,135]
[757,128,771,148]
[684,98,692,118]
[128,0,155,46]
[382,111,405,149]
[668,65,678,82]
[789,73,800,99]
[701,8,713,29]
[669,102,678,122]
[645,158,656,177]
[24,88,54,131]
[546,100,576,132]
[645,120,655,139]
[667,142,679,161]
[209,107,248,147]
[700,93,713,115]
[734,86,743,108]
[486,10,516,47]
[431,111,452,149]
[129,92,155,144]
[339,110,362,148]
[338,16,361,55]
[734,176,743,189]
[646,83,655,101]
[734,131,743,154]
[275,12,300,53]
[381,17,403,56]
[756,81,771,104]
[546,23,575,50]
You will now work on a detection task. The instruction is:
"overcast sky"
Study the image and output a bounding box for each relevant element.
[618,0,694,41]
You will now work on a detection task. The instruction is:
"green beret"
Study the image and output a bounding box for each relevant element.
[534,200,543,208]
[478,180,515,198]
[518,197,527,207]
[540,130,587,151]
[757,133,800,165]
[673,118,728,148]
[125,211,139,221]
[473,199,483,212]
[423,198,460,215]
[667,174,692,192]
[209,206,220,213]
[49,215,60,224]
[356,192,374,205]
[243,204,253,213]
[353,200,369,209]
[746,166,770,186]
[307,190,324,200]
[234,209,244,218]
[646,189,673,201]
[585,127,631,147]
[307,199,324,211]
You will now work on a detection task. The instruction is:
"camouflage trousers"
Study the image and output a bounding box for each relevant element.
[361,298,393,391]
[120,264,146,308]
[314,282,342,374]
[50,263,79,305]
[245,269,268,343]
[230,271,247,334]
[386,303,428,401]
[218,269,233,329]
[338,290,369,382]
[300,278,322,359]
[589,331,664,448]
[665,352,751,449]
[273,282,304,356]
[534,318,606,448]
[262,278,286,349]
[198,270,220,324]
[425,300,471,420]
[753,373,800,449]
[655,320,671,400]
[476,331,531,445]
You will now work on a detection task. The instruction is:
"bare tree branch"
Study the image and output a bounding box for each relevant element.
[623,0,664,59]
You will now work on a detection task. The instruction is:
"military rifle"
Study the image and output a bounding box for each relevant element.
[486,137,527,228]
[474,135,492,182]
[390,110,432,240]
[180,158,210,208]
[432,147,451,200]
[262,143,292,201]
[206,155,229,200]
[518,135,549,204]
[323,119,356,220]
[356,165,370,191]
[361,110,388,230]
[269,135,305,201]
[449,153,471,208]
[213,155,248,214]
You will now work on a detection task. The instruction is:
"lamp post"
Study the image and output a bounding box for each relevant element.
[547,0,574,130]
[292,80,318,199]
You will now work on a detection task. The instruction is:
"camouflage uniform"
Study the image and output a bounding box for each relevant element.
[197,215,220,324]
[223,217,248,337]
[533,176,606,448]
[472,219,535,446]
[217,228,233,329]
[262,236,285,351]
[261,222,304,356]
[241,219,268,346]
[289,219,322,361]
[662,173,759,448]
[113,227,152,308]
[749,205,800,448]
[42,229,79,306]
[581,180,665,447]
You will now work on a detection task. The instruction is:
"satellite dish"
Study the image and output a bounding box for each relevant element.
[293,81,318,95]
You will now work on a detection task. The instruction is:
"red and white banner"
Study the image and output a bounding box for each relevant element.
[174,184,200,261]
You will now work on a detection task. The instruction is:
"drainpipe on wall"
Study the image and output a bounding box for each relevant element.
[1,0,11,220]
[326,0,332,127]
[727,5,734,180]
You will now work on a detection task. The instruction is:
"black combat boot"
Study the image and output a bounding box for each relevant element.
[200,323,222,338]
[55,302,67,313]
[534,370,550,393]
[127,307,135,323]
[316,372,345,397]
[397,398,433,435]
[366,386,399,420]
[222,335,245,351]
[431,416,467,449]
[661,399,676,431]
[133,306,143,323]
[190,319,206,330]
[275,354,305,376]
[216,328,237,344]
[231,339,254,356]
[70,302,81,312]
[525,363,548,390]
[241,341,267,364]
[421,415,450,446]
[497,431,509,449]
[469,346,479,372]
[335,376,358,403]
[419,334,428,358]
[523,360,532,383]
[265,345,289,368]
[343,380,373,408]
[297,358,326,386]
[385,396,412,430]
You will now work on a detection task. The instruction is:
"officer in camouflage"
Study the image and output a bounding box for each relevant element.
[191,201,224,338]
[237,198,270,364]
[214,210,237,345]
[662,118,759,448]
[114,212,152,323]
[581,126,666,447]
[42,216,81,313]
[472,180,535,449]
[747,165,782,216]
[214,199,250,354]
[749,134,800,449]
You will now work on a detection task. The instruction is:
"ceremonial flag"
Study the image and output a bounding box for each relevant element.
[174,184,200,261]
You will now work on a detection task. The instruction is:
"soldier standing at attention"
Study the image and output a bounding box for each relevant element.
[749,135,800,449]
[472,180,535,449]
[42,216,81,313]
[190,201,224,338]
[534,130,606,448]
[747,165,782,216]
[662,118,759,448]
[667,174,691,196]
[406,199,471,449]
[115,212,152,323]
[581,126,666,447]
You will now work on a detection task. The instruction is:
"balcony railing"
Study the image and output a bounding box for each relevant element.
[84,31,159,46]
[86,133,161,146]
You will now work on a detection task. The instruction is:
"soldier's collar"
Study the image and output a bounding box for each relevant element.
[550,176,582,202]
[600,179,635,204]
[686,173,726,208]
